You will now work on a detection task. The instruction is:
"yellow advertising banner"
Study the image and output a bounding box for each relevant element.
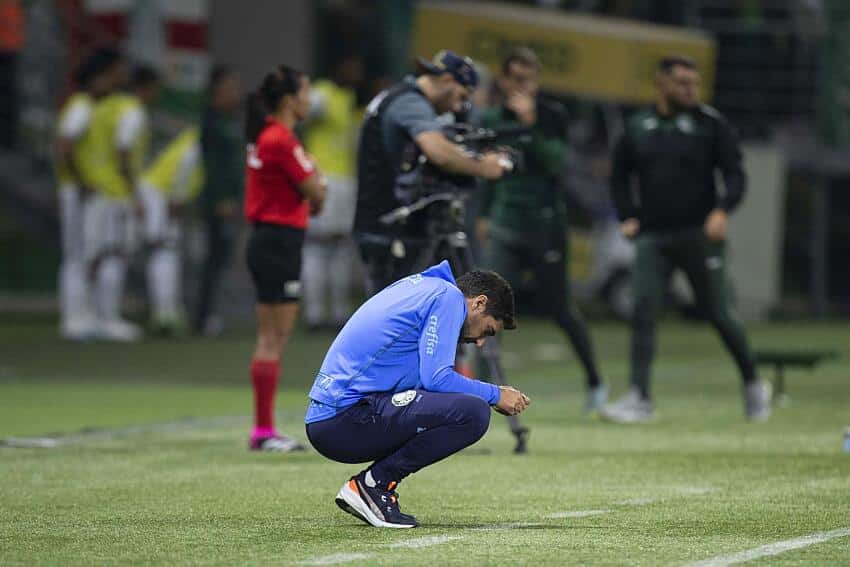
[413,1,716,103]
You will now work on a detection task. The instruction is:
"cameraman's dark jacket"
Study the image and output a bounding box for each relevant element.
[355,78,439,236]
[610,104,746,232]
[478,97,569,235]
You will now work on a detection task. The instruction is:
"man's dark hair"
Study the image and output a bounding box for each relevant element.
[456,270,516,330]
[75,47,122,88]
[502,46,541,75]
[658,55,697,74]
[206,63,233,98]
[131,65,160,88]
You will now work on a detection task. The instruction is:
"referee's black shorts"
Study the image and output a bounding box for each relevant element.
[245,222,305,304]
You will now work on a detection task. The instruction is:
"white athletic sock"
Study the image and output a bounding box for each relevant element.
[97,256,126,322]
[365,470,378,488]
[301,238,328,326]
[147,247,180,320]
[59,260,86,323]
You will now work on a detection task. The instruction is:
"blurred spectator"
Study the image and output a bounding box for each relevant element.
[300,55,364,331]
[477,46,607,413]
[194,65,243,336]
[83,63,160,342]
[139,127,203,336]
[602,55,770,423]
[0,0,24,148]
[56,47,123,341]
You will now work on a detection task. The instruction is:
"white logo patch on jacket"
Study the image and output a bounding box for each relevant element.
[391,390,417,407]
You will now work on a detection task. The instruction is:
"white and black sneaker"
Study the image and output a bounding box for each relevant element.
[249,435,306,453]
[744,379,772,422]
[599,388,655,423]
[583,383,609,415]
[335,470,418,528]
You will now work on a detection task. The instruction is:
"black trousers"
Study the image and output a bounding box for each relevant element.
[0,52,18,149]
[194,214,237,331]
[630,227,756,397]
[481,227,602,388]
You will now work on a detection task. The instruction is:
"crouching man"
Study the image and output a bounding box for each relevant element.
[305,260,530,528]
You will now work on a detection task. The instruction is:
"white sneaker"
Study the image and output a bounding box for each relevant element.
[583,383,609,415]
[97,319,142,342]
[744,379,772,422]
[60,316,97,341]
[599,388,655,423]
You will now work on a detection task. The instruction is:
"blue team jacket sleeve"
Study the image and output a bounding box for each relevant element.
[418,290,502,405]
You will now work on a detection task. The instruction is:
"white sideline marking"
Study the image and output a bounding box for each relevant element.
[681,527,850,567]
[299,552,373,565]
[549,510,610,519]
[676,486,718,496]
[300,536,461,564]
[612,487,717,507]
[0,414,252,447]
[470,522,544,531]
[387,535,462,548]
[613,497,656,506]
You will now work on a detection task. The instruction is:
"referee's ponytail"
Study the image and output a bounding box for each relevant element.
[245,65,304,143]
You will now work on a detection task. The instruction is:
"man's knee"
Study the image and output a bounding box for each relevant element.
[447,394,491,441]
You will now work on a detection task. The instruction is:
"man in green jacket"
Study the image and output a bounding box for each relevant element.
[194,65,244,335]
[477,47,606,413]
[603,55,771,423]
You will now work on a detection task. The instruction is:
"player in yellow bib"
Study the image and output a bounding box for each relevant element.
[139,127,203,334]
[301,56,363,330]
[82,66,160,341]
[55,48,124,340]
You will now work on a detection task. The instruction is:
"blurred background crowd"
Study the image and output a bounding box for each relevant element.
[1,0,849,342]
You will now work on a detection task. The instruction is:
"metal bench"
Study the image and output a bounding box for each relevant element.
[752,349,839,406]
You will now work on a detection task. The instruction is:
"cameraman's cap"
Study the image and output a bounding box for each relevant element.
[415,50,479,88]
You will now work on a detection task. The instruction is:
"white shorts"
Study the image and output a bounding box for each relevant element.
[139,181,180,246]
[58,184,84,262]
[306,175,356,238]
[83,196,137,262]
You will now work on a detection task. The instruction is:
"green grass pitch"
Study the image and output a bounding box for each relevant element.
[1,316,849,565]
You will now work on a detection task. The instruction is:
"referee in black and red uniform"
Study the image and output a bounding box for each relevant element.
[243,65,327,452]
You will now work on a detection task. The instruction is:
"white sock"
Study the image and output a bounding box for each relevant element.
[147,247,180,320]
[59,260,86,323]
[97,256,126,322]
[301,238,328,325]
[365,470,378,488]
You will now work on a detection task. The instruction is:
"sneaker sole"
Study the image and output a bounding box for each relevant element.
[598,411,656,424]
[336,480,416,529]
[248,441,307,453]
[334,497,370,525]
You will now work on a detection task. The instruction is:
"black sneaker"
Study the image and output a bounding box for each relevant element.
[335,471,418,528]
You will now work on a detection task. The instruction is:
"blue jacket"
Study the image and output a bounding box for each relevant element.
[305,261,501,424]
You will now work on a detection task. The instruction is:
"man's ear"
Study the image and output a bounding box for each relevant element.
[475,294,489,312]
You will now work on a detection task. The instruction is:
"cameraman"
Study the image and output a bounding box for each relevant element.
[354,50,511,295]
